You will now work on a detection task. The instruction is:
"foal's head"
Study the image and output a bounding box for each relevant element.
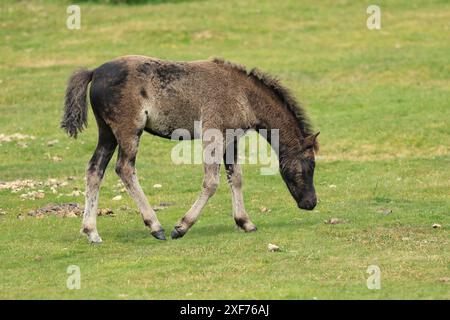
[280,132,319,210]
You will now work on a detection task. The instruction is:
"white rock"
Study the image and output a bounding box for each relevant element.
[153,184,162,188]
[267,243,280,252]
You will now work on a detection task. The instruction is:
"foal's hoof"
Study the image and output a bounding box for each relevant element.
[90,238,103,245]
[81,228,103,244]
[151,229,166,241]
[88,233,103,244]
[171,227,186,239]
[245,225,257,233]
[235,219,257,233]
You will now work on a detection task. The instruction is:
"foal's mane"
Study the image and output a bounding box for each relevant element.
[212,58,316,142]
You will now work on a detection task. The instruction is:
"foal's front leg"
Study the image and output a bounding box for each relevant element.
[171,163,220,239]
[224,162,257,232]
[223,140,256,232]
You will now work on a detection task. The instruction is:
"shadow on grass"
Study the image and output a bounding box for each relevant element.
[108,217,307,244]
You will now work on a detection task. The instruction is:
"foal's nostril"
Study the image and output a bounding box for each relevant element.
[299,198,317,210]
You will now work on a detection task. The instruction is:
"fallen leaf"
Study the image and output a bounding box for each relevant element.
[324,218,345,225]
[68,190,82,197]
[259,206,271,213]
[47,139,59,147]
[377,208,392,215]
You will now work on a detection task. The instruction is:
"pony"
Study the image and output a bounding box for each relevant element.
[61,56,319,243]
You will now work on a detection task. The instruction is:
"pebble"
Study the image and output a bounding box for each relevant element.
[112,195,122,201]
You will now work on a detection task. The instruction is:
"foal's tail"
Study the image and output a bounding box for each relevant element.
[61,68,93,138]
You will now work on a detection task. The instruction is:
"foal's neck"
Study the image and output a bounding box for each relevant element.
[251,88,304,156]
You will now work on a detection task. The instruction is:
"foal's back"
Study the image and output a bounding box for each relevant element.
[89,55,256,139]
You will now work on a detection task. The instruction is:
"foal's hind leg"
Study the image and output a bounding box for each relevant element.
[114,130,165,240]
[224,141,257,232]
[82,122,117,244]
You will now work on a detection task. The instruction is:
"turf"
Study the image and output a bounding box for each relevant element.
[0,0,449,299]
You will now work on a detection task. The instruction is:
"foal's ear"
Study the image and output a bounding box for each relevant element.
[304,132,320,151]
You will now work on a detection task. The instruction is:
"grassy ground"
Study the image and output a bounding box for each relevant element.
[0,0,449,299]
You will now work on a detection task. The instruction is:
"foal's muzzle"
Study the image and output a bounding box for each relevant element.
[298,196,317,211]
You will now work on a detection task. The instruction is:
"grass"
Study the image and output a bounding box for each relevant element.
[0,0,449,299]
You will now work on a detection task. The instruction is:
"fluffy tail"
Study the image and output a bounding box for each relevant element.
[61,68,93,138]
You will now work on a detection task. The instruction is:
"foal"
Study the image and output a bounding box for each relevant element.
[61,56,319,243]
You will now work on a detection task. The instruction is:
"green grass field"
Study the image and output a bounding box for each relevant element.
[0,0,449,299]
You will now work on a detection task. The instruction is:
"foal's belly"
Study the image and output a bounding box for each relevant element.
[143,101,200,140]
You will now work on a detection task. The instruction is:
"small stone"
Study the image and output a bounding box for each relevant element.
[112,195,122,201]
[432,223,442,229]
[329,184,337,189]
[259,206,271,213]
[47,139,59,147]
[153,184,162,188]
[267,243,280,252]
